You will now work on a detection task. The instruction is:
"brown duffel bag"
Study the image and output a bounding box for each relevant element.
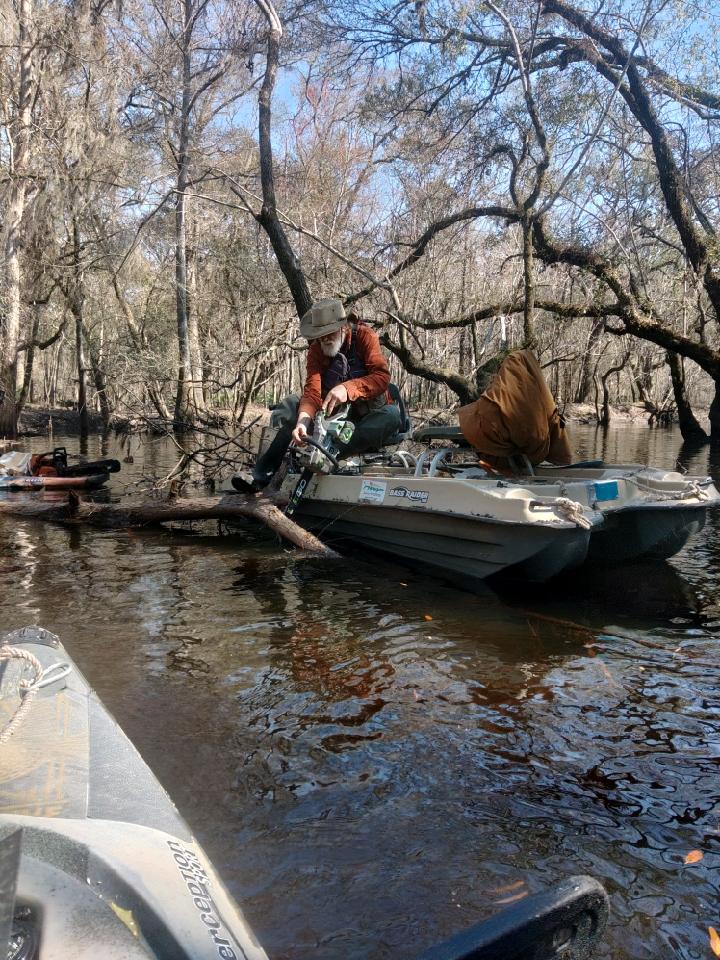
[458,349,573,466]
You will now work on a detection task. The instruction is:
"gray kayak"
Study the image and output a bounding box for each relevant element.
[0,626,267,960]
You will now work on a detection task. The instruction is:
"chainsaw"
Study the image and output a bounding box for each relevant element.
[285,405,355,516]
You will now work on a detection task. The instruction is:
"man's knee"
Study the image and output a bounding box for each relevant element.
[372,403,402,442]
[350,403,403,452]
[384,403,403,436]
[270,394,300,430]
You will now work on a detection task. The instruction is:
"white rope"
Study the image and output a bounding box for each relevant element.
[0,646,71,743]
[626,476,710,503]
[554,497,593,530]
[530,496,593,529]
[686,482,711,502]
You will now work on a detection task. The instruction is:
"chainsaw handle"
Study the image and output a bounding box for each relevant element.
[318,403,351,427]
[303,437,339,468]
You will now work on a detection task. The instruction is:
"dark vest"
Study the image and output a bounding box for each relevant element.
[321,327,367,395]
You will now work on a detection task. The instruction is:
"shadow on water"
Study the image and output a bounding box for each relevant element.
[2,426,720,959]
[501,560,705,629]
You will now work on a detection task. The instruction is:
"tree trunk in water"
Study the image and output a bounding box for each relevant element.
[74,310,88,435]
[599,357,626,427]
[48,338,63,407]
[83,322,112,427]
[71,220,88,437]
[710,379,720,444]
[174,164,193,428]
[600,379,611,426]
[0,0,36,437]
[16,304,41,416]
[186,224,205,411]
[0,244,22,437]
[0,491,339,558]
[18,344,34,413]
[575,319,603,403]
[666,351,706,441]
[173,0,195,430]
[0,0,33,438]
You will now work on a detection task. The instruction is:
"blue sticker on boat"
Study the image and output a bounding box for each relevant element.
[594,480,619,502]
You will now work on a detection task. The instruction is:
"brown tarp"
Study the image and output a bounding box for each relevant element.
[458,350,573,465]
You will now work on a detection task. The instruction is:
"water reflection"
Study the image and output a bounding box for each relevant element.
[508,560,704,630]
[675,437,710,475]
[1,425,719,959]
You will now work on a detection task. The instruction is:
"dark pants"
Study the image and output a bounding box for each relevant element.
[253,394,402,483]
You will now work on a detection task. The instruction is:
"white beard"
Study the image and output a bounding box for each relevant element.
[320,331,344,357]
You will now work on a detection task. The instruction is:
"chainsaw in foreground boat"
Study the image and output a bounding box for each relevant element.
[277,416,719,584]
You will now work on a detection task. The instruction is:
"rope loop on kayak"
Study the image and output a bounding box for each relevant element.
[0,646,43,743]
[0,646,71,743]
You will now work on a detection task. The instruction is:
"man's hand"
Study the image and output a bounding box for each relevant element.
[323,384,348,415]
[291,420,310,445]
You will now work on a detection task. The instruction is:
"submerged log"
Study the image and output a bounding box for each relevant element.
[0,491,339,558]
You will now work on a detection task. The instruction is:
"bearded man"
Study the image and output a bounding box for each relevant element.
[232,298,401,493]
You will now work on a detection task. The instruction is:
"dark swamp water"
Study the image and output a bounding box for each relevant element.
[1,424,719,959]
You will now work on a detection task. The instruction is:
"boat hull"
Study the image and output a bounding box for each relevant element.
[585,503,705,565]
[0,627,266,960]
[532,463,716,565]
[278,459,717,583]
[293,498,592,583]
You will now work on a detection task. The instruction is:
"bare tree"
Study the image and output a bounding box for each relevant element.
[0,0,38,435]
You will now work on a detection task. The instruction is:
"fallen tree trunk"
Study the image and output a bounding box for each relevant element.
[0,491,339,558]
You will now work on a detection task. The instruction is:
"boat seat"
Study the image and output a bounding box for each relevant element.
[383,383,413,445]
[410,426,606,471]
[412,424,470,446]
[508,456,607,475]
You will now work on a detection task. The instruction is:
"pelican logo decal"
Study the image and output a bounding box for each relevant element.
[389,486,429,505]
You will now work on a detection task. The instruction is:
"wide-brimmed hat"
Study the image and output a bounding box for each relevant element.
[299,298,347,340]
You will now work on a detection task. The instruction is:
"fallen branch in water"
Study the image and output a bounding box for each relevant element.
[0,491,339,558]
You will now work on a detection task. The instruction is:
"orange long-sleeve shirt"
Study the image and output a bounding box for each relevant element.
[298,324,391,419]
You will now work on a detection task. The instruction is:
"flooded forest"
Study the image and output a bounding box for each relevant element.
[0,0,719,444]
